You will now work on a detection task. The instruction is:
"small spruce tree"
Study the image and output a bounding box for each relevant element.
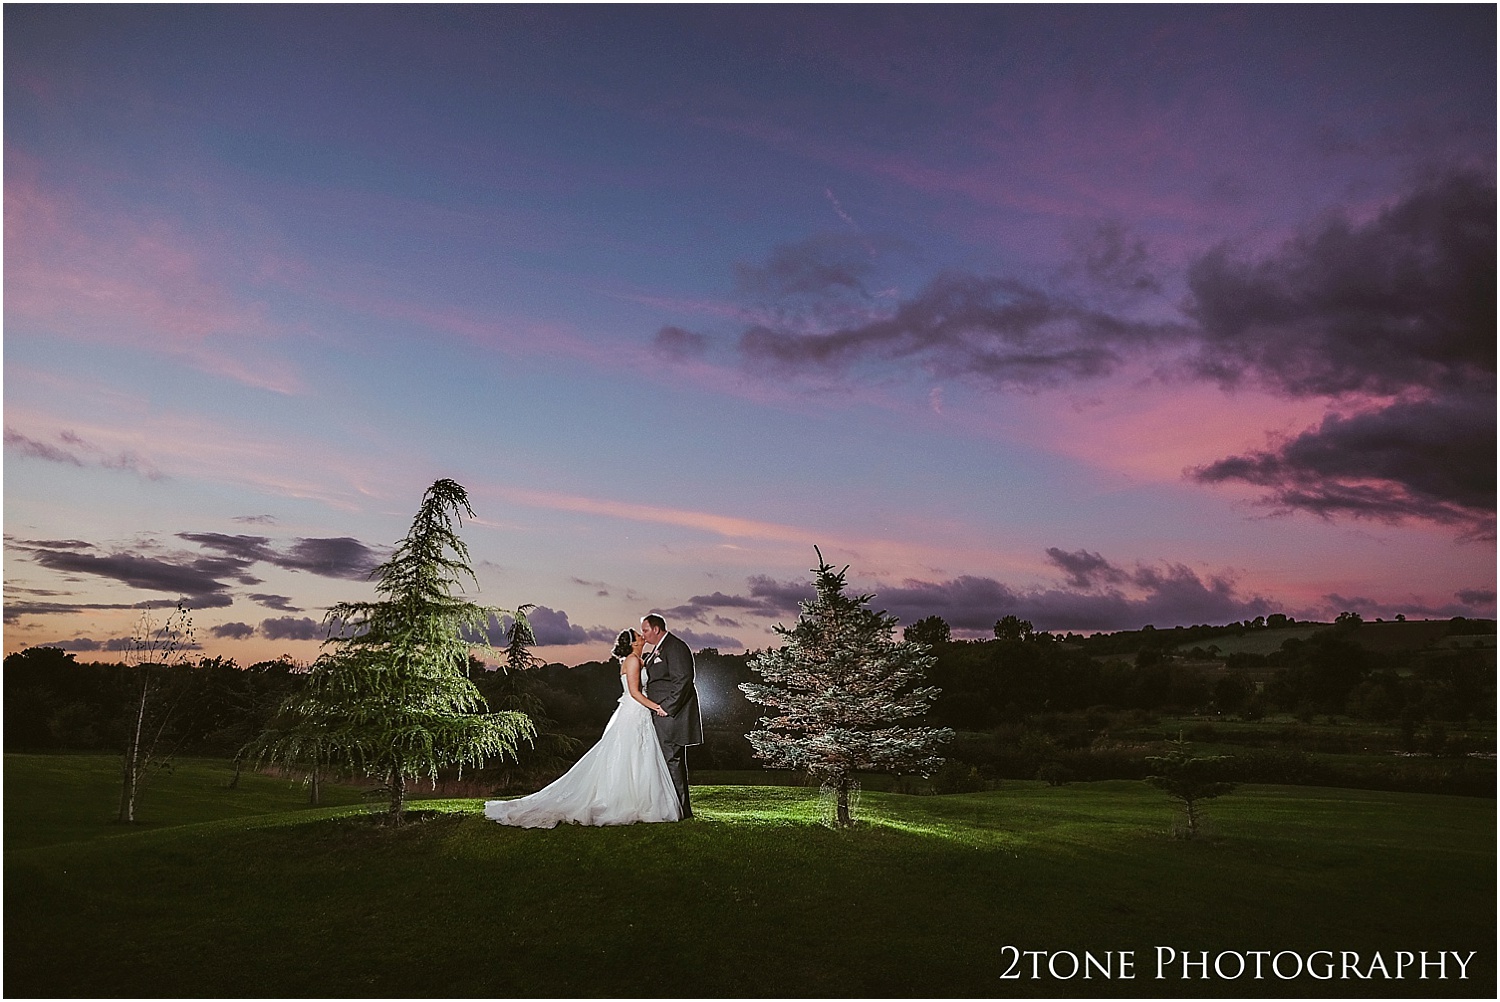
[246,479,534,824]
[1144,736,1237,838]
[740,548,952,827]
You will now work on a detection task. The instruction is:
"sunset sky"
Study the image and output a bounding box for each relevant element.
[5,5,1495,666]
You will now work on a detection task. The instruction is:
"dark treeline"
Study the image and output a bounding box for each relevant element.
[4,651,305,757]
[6,615,1495,796]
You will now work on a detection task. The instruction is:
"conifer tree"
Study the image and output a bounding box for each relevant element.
[246,479,534,824]
[740,548,952,827]
[1145,736,1237,838]
[475,606,584,791]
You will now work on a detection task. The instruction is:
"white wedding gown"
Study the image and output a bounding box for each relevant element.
[484,668,682,828]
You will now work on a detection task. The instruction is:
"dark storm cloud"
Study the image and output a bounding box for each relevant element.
[1192,393,1496,538]
[1043,547,1129,589]
[660,576,807,625]
[745,575,810,615]
[518,605,617,648]
[210,621,257,640]
[1185,170,1494,398]
[259,616,325,642]
[14,540,246,606]
[179,533,381,579]
[7,538,95,550]
[1320,593,1487,621]
[174,532,276,564]
[247,593,303,612]
[1181,171,1496,535]
[1455,588,1496,607]
[661,590,780,622]
[275,537,381,579]
[739,271,1183,389]
[3,599,181,624]
[874,562,1268,635]
[7,531,382,625]
[718,173,1496,534]
[653,552,1269,637]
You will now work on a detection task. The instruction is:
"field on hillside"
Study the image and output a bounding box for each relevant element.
[5,755,1494,998]
[1167,625,1327,657]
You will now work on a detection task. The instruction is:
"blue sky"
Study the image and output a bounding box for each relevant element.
[5,5,1494,664]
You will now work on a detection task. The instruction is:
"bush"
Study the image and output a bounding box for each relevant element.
[931,760,987,794]
[1036,761,1073,786]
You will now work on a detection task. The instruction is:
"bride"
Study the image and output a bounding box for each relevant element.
[484,629,682,828]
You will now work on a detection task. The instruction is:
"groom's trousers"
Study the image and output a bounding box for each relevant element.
[661,741,692,818]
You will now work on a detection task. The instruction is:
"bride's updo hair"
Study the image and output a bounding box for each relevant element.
[612,629,637,660]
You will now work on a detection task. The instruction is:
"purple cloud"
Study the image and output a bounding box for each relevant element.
[1192,393,1496,540]
[248,593,303,612]
[518,605,617,648]
[179,533,381,579]
[12,539,246,607]
[210,621,257,640]
[4,426,165,479]
[1044,547,1129,589]
[1185,171,1494,399]
[259,616,325,642]
[738,271,1183,389]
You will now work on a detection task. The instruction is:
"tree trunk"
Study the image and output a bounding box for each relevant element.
[387,767,405,825]
[310,752,322,806]
[836,776,852,828]
[118,751,136,824]
[1184,796,1198,838]
[118,672,150,823]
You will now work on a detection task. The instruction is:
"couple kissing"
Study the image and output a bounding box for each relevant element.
[484,614,702,828]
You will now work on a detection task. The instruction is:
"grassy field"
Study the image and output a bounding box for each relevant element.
[1167,625,1327,657]
[5,754,1494,998]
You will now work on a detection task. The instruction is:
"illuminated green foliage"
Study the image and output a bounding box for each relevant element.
[246,479,534,824]
[740,548,952,826]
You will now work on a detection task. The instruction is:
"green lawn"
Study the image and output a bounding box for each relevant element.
[5,754,1494,998]
[3,752,371,851]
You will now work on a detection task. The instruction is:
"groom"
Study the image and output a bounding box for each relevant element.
[640,614,702,819]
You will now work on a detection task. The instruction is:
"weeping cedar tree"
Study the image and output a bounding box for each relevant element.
[740,548,953,827]
[1145,737,1237,839]
[245,479,535,825]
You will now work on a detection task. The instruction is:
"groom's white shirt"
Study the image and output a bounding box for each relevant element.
[645,632,670,664]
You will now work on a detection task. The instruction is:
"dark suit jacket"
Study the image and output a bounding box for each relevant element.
[645,632,703,747]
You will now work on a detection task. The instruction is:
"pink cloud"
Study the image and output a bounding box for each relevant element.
[472,482,1038,587]
[4,389,390,514]
[995,370,1334,484]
